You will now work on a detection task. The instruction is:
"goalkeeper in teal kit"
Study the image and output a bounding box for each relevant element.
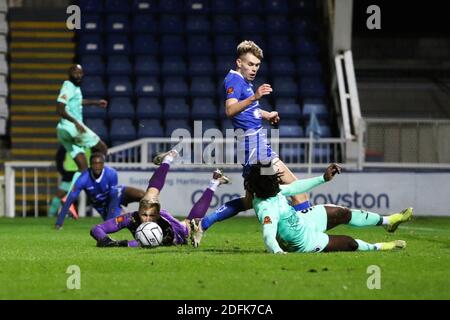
[245,163,413,253]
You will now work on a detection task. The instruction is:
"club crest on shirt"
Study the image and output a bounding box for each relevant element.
[227,87,234,95]
[115,216,124,224]
[263,216,272,224]
[60,94,67,101]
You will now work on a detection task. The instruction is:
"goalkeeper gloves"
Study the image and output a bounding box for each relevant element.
[97,236,128,247]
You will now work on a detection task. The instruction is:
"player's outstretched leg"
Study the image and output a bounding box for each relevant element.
[324,235,406,252]
[146,149,178,192]
[324,205,413,232]
[384,207,413,232]
[190,169,230,248]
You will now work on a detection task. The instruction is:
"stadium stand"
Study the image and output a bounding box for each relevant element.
[75,0,334,146]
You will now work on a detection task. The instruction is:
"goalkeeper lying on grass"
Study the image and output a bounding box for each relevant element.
[244,163,413,254]
[90,149,230,247]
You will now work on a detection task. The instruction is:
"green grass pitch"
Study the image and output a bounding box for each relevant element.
[1,216,449,300]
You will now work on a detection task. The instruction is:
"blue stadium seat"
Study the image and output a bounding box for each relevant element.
[162,56,187,76]
[78,34,103,55]
[280,145,305,163]
[291,0,317,15]
[132,0,156,13]
[220,118,233,130]
[137,119,164,138]
[211,0,236,14]
[132,14,158,33]
[189,56,214,76]
[275,100,302,120]
[295,37,320,56]
[136,98,162,119]
[110,119,136,142]
[85,118,109,142]
[186,16,210,33]
[279,124,304,137]
[163,77,189,97]
[79,0,103,13]
[83,102,107,120]
[158,0,182,13]
[108,97,134,120]
[299,78,326,98]
[238,0,260,14]
[191,98,218,120]
[200,120,218,133]
[134,55,159,76]
[79,14,103,33]
[108,76,132,97]
[302,101,329,120]
[267,35,293,55]
[214,35,237,55]
[305,124,332,137]
[273,77,298,97]
[106,34,130,55]
[165,119,191,136]
[187,35,212,55]
[212,15,238,34]
[135,77,160,97]
[81,76,105,98]
[163,98,189,119]
[292,17,318,36]
[105,14,129,33]
[266,15,291,34]
[185,0,210,14]
[215,55,235,76]
[133,34,158,55]
[240,15,265,34]
[269,57,296,76]
[297,57,323,76]
[104,0,130,13]
[264,0,289,14]
[160,15,184,33]
[190,76,215,97]
[107,55,132,76]
[80,55,104,76]
[161,35,185,55]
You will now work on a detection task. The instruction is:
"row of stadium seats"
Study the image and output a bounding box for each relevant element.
[78,0,317,15]
[84,98,330,121]
[79,14,319,35]
[85,118,333,144]
[81,76,326,99]
[77,34,321,56]
[81,55,323,77]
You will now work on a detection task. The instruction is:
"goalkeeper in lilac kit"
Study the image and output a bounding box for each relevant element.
[90,150,230,247]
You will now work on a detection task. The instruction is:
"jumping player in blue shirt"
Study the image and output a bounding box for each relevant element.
[55,152,145,229]
[190,41,310,246]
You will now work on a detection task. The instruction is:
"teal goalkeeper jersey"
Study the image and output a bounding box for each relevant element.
[253,176,326,253]
[56,80,83,128]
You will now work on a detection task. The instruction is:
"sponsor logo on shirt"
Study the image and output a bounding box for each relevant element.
[227,87,234,95]
[263,216,272,225]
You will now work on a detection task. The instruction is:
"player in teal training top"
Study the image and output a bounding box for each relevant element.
[244,163,413,253]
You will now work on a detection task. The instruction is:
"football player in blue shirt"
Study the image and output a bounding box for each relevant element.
[55,152,145,230]
[191,41,310,246]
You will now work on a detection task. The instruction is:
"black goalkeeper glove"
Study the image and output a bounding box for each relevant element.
[97,236,128,247]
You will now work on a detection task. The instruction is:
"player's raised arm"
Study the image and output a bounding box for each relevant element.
[225,83,272,117]
[260,109,280,125]
[82,99,108,108]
